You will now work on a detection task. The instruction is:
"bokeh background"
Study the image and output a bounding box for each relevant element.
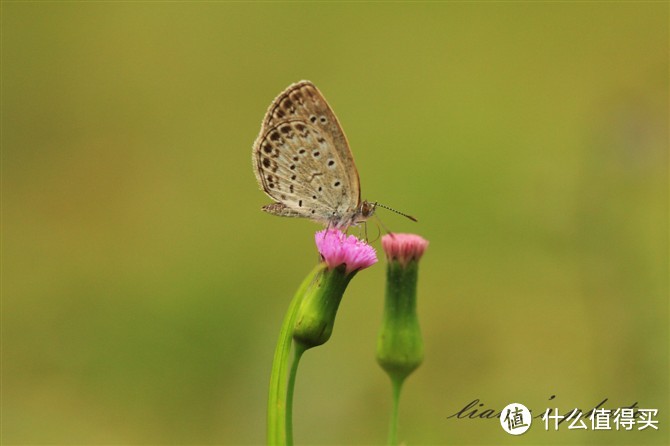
[3,2,667,445]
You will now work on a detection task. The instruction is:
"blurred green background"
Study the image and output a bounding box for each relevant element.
[2,2,667,445]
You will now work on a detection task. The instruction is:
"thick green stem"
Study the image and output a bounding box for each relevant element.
[286,343,307,445]
[267,263,355,445]
[267,265,324,445]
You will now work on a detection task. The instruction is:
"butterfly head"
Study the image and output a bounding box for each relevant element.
[360,200,377,219]
[340,200,376,228]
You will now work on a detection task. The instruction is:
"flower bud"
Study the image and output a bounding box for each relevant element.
[293,229,377,349]
[377,233,429,382]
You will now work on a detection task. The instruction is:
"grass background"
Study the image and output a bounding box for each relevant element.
[2,2,668,445]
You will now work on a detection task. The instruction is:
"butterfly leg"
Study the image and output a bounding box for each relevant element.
[367,221,383,243]
[362,221,368,243]
[323,214,338,241]
[324,219,332,240]
[374,214,395,239]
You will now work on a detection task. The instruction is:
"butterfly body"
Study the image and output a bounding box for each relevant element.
[252,81,375,229]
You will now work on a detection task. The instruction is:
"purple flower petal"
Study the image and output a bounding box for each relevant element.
[315,229,378,275]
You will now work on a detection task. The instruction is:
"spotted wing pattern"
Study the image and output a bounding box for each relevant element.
[252,81,362,224]
[253,119,358,224]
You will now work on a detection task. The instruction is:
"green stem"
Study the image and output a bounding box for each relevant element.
[286,343,307,445]
[267,265,324,445]
[388,377,403,446]
[377,259,423,445]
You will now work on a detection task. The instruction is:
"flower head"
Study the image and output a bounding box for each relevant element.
[381,233,429,266]
[377,232,428,386]
[315,229,378,275]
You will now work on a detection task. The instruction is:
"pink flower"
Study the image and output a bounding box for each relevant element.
[381,233,429,266]
[315,229,378,275]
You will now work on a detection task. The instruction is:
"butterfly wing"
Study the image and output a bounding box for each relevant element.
[253,119,359,224]
[259,81,361,204]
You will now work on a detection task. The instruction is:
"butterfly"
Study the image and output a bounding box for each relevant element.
[252,81,416,230]
[252,80,378,229]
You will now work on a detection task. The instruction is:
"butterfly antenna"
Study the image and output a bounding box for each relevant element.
[374,202,418,222]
